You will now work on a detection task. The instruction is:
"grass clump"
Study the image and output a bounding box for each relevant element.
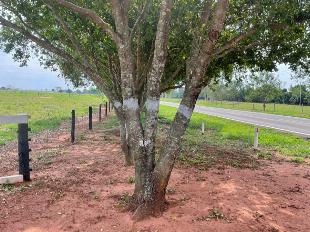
[128,176,135,184]
[194,208,230,223]
[290,157,305,164]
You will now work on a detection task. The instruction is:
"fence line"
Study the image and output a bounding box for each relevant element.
[0,101,112,184]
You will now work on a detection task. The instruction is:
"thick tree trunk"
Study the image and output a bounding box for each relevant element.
[109,0,228,221]
[130,83,202,220]
[130,0,228,219]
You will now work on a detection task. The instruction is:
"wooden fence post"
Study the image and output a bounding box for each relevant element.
[18,123,31,181]
[108,102,111,112]
[89,106,93,130]
[201,122,205,135]
[105,102,108,116]
[99,104,102,122]
[71,109,75,143]
[254,127,259,149]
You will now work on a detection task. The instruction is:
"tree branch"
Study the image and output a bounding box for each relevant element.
[130,0,150,39]
[45,1,94,70]
[0,16,109,91]
[160,83,185,93]
[213,28,256,57]
[0,0,49,41]
[53,0,120,43]
[201,0,213,23]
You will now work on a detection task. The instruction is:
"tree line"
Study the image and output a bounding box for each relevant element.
[167,70,310,105]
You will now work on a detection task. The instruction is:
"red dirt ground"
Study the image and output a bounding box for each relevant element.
[0,120,309,232]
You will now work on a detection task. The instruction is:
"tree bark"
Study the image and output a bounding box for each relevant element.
[120,119,133,166]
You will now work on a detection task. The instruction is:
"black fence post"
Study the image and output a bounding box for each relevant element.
[99,104,102,122]
[105,102,108,116]
[18,123,31,181]
[71,109,75,143]
[89,106,93,130]
[108,101,111,112]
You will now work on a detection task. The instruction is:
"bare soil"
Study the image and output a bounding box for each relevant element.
[0,119,309,232]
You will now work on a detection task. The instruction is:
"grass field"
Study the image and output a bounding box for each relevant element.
[0,91,105,145]
[162,98,310,118]
[159,105,310,160]
[1,91,309,161]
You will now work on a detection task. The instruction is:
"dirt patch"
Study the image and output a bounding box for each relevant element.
[0,118,309,232]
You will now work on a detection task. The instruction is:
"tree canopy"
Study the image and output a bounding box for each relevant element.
[1,0,309,99]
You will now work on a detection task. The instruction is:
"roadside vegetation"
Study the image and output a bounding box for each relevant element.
[162,98,310,118]
[164,70,310,118]
[0,90,104,145]
[159,105,310,161]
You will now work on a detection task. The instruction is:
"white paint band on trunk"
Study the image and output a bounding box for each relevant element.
[178,104,192,119]
[113,101,122,109]
[146,99,159,112]
[139,139,152,147]
[123,98,139,110]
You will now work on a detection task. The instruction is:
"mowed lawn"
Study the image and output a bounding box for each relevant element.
[0,91,105,145]
[163,98,310,118]
[159,105,310,160]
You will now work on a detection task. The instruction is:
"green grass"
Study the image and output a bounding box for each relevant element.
[162,98,310,118]
[159,105,310,159]
[0,90,105,145]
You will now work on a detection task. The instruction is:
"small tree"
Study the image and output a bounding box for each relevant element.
[1,0,309,219]
[246,72,282,103]
[291,68,310,105]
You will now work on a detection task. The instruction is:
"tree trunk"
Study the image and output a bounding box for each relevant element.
[130,82,203,220]
[129,0,229,218]
[120,120,133,166]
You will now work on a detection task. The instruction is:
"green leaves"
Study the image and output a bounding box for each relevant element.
[0,0,309,92]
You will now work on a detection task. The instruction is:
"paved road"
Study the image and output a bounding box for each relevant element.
[161,101,310,138]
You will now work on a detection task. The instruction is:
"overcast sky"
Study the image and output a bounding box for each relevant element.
[0,51,72,90]
[0,50,296,90]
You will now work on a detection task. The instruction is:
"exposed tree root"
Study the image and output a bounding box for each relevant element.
[128,195,169,221]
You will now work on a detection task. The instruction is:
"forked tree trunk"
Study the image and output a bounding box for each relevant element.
[129,0,228,219]
[130,85,202,220]
[109,0,228,221]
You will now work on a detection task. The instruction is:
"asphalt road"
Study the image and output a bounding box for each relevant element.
[161,101,310,138]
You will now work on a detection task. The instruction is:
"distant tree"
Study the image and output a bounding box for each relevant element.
[166,88,184,99]
[289,85,309,105]
[245,72,282,103]
[291,68,310,105]
[280,89,292,104]
[55,87,62,92]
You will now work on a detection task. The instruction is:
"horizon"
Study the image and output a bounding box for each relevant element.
[0,51,298,91]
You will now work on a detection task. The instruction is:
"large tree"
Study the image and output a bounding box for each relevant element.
[1,0,309,219]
